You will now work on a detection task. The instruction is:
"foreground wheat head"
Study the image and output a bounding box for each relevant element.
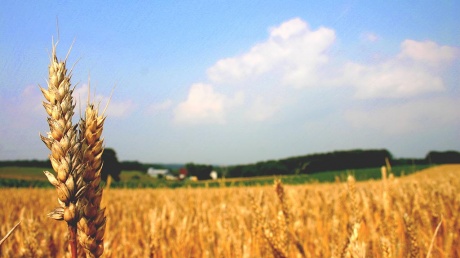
[39,40,86,257]
[78,102,107,257]
[39,39,106,258]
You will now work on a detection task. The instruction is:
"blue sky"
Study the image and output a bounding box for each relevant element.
[1,1,459,165]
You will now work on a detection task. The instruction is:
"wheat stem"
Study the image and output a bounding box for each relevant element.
[0,221,21,246]
[426,216,443,258]
[68,224,78,257]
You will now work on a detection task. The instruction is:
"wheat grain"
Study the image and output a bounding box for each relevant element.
[404,213,420,258]
[77,98,107,257]
[19,219,42,257]
[40,40,87,257]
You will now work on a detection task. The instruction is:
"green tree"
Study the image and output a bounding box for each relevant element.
[256,160,289,176]
[185,163,213,180]
[426,151,460,164]
[101,148,121,181]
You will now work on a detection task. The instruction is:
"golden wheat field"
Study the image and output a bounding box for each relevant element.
[1,164,459,258]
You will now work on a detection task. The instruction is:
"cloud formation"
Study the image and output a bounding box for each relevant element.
[345,97,460,134]
[399,40,459,65]
[2,85,43,129]
[207,17,336,89]
[174,18,337,124]
[343,40,458,99]
[173,83,228,124]
[361,32,379,42]
[245,96,284,122]
[147,99,173,114]
[74,85,135,118]
[173,17,459,127]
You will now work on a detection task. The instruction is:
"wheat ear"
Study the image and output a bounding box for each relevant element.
[274,179,306,258]
[403,213,420,258]
[342,175,366,258]
[40,40,87,258]
[77,89,107,257]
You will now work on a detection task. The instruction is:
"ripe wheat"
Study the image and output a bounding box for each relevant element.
[39,39,107,257]
[78,102,107,257]
[2,165,458,257]
[39,39,87,257]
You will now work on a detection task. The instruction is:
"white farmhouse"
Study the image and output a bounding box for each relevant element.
[147,168,169,178]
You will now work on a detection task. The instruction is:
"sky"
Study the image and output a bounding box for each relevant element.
[1,1,459,165]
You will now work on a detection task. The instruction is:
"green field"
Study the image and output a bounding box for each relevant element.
[0,163,431,188]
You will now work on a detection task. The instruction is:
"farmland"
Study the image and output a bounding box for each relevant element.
[0,164,459,257]
[0,163,430,188]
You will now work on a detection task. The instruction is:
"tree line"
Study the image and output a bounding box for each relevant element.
[1,149,459,180]
[222,149,460,178]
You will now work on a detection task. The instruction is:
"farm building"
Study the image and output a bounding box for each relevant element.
[147,168,169,178]
[179,168,188,180]
[147,168,178,180]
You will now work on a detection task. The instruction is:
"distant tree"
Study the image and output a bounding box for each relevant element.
[227,165,243,178]
[227,149,394,178]
[256,160,289,176]
[185,163,213,180]
[426,151,460,164]
[0,159,51,168]
[120,160,144,172]
[241,165,259,177]
[101,148,121,181]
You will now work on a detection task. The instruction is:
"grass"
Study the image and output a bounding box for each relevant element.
[0,167,50,181]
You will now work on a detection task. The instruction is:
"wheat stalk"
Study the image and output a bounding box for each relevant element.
[250,179,306,258]
[40,39,87,258]
[0,221,21,246]
[426,216,443,258]
[274,179,306,257]
[77,94,107,257]
[341,175,366,258]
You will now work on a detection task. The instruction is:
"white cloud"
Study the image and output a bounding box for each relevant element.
[206,17,336,88]
[399,40,459,65]
[22,85,43,113]
[73,85,135,118]
[147,99,173,114]
[342,40,458,99]
[174,18,337,125]
[343,61,444,98]
[246,96,283,122]
[269,17,307,39]
[173,83,229,124]
[104,99,135,118]
[175,18,459,126]
[361,32,379,42]
[1,85,44,129]
[345,97,460,134]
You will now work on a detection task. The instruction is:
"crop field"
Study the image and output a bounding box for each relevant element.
[0,164,429,189]
[0,164,459,257]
